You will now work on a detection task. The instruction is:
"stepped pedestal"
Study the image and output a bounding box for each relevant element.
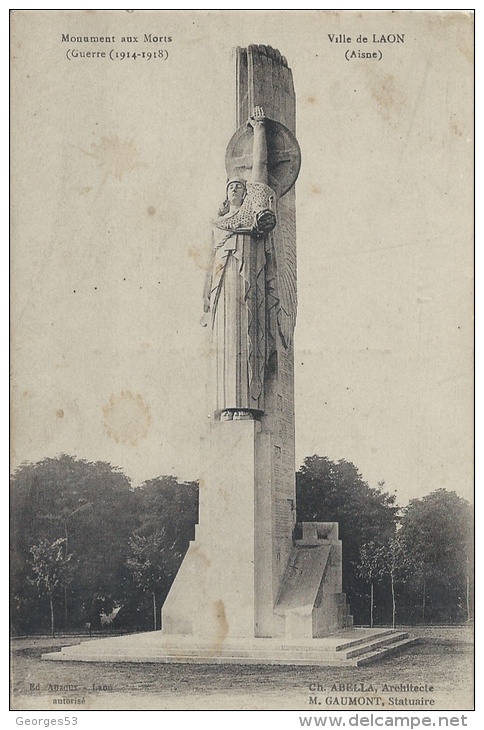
[42,628,418,667]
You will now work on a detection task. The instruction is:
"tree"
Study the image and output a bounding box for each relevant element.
[29,538,71,638]
[10,457,200,634]
[127,532,169,630]
[399,489,473,623]
[296,456,398,622]
[129,476,199,629]
[356,541,385,628]
[61,501,93,628]
[10,455,138,632]
[134,476,198,542]
[378,534,414,628]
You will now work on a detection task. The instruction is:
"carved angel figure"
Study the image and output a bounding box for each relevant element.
[202,106,297,419]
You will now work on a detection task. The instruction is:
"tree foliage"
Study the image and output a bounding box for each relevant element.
[11,455,137,632]
[10,456,199,634]
[378,534,414,628]
[127,532,173,630]
[398,489,473,623]
[29,538,71,637]
[356,541,386,628]
[125,476,198,628]
[11,453,472,633]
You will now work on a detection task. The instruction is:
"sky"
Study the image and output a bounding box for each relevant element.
[11,10,473,506]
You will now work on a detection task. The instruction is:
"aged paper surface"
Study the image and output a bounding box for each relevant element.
[10,10,473,712]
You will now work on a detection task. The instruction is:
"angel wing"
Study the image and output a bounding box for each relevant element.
[271,192,297,349]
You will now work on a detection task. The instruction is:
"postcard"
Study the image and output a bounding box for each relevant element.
[10,9,474,713]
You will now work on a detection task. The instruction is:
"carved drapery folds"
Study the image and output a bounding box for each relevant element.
[204,94,300,419]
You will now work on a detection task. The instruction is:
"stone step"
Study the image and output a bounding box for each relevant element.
[45,628,398,652]
[334,629,400,652]
[42,633,419,667]
[155,628,404,653]
[43,646,418,667]
[184,637,409,660]
[354,638,421,667]
[44,635,404,660]
[42,651,361,666]
[344,632,409,658]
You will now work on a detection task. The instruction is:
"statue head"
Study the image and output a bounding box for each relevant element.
[227,179,247,208]
[218,179,247,216]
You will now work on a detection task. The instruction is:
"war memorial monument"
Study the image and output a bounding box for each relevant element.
[44,45,415,666]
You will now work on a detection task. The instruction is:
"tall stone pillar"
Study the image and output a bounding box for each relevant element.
[162,45,349,642]
[234,46,299,636]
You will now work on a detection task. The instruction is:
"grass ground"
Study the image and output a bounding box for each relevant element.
[10,626,473,711]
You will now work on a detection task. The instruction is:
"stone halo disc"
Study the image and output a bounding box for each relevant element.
[225,118,301,198]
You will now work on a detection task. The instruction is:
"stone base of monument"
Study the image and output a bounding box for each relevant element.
[42,628,419,667]
[159,420,355,641]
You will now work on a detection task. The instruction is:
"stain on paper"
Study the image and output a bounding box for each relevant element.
[367,72,406,124]
[458,42,473,64]
[188,244,210,271]
[103,390,151,446]
[213,599,229,645]
[191,545,210,568]
[82,135,147,180]
[451,121,463,137]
